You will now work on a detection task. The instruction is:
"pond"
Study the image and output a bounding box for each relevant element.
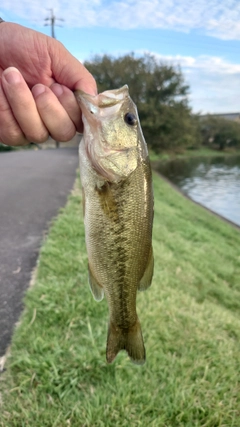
[155,155,240,227]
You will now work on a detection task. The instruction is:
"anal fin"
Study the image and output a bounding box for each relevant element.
[88,264,104,301]
[138,246,154,291]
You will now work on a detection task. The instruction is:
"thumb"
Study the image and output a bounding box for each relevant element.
[48,39,97,96]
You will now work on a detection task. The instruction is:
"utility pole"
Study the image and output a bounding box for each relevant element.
[44,9,64,148]
[44,8,64,39]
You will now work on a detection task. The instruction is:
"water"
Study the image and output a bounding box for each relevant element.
[156,155,240,227]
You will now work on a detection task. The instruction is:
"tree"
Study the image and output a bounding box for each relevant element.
[84,53,200,152]
[200,115,240,150]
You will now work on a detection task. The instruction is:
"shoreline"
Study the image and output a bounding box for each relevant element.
[153,168,240,231]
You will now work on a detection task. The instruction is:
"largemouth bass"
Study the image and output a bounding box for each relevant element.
[75,85,154,364]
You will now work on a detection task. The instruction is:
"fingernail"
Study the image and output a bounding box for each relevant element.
[75,83,98,97]
[3,67,22,84]
[32,84,46,98]
[83,85,98,96]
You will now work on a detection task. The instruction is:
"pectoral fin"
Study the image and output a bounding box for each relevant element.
[138,246,154,291]
[88,265,104,301]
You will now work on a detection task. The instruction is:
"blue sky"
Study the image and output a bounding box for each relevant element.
[1,1,240,114]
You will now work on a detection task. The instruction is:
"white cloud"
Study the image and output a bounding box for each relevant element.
[77,47,240,114]
[1,1,239,113]
[148,53,240,113]
[2,0,240,40]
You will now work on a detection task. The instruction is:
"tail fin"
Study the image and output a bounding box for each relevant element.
[106,319,146,365]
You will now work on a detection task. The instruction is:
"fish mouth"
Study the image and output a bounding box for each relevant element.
[75,85,129,113]
[75,85,139,182]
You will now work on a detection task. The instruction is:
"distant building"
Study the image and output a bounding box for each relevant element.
[201,113,240,123]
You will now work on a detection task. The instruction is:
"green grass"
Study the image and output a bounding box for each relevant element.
[0,143,14,152]
[1,172,240,426]
[0,143,39,153]
[149,146,240,162]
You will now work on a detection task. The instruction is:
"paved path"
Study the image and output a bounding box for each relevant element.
[0,148,79,357]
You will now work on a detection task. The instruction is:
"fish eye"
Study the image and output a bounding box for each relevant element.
[124,112,137,126]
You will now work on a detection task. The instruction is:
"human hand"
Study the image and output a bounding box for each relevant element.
[0,22,97,146]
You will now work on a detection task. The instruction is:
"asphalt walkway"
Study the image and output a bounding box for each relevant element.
[0,147,79,357]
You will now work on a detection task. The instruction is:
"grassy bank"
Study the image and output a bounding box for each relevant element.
[149,146,240,162]
[1,172,240,426]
